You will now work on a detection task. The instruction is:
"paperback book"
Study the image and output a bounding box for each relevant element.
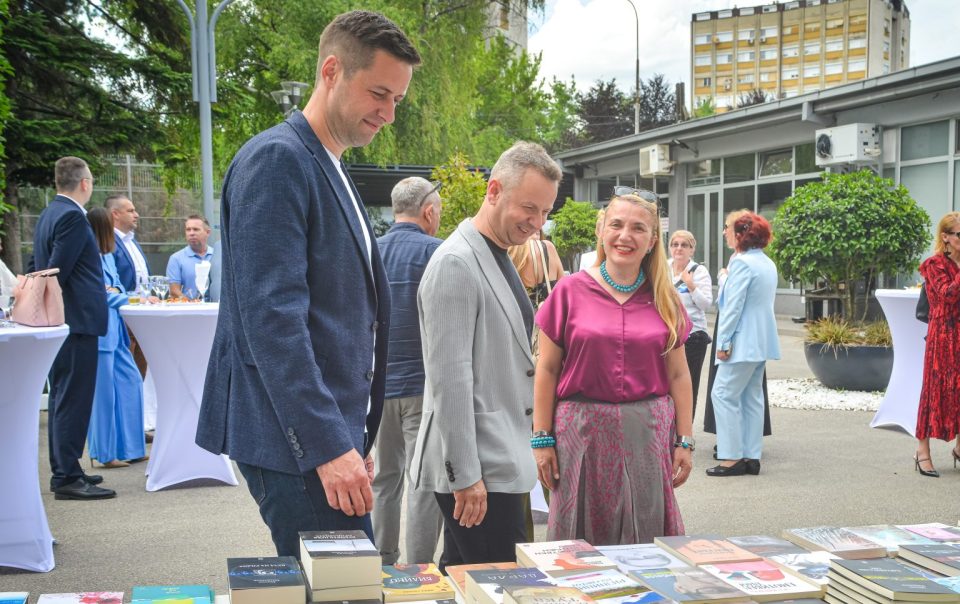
[465,568,556,604]
[898,544,960,577]
[781,527,887,560]
[653,536,761,566]
[516,541,617,578]
[726,535,808,558]
[299,530,381,592]
[555,569,652,603]
[898,524,960,544]
[382,564,456,603]
[227,556,306,604]
[131,585,213,603]
[446,563,520,601]
[596,544,688,573]
[0,594,28,604]
[628,565,748,603]
[502,585,595,604]
[845,524,938,554]
[37,596,124,604]
[829,558,960,602]
[767,551,838,587]
[699,560,822,602]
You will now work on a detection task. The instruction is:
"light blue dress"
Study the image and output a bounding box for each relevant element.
[88,253,146,463]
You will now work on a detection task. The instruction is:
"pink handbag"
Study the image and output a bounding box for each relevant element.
[12,268,65,327]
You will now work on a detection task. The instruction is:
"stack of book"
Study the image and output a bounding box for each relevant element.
[36,596,124,604]
[515,541,618,578]
[898,544,960,577]
[447,562,519,602]
[382,563,456,602]
[226,556,306,604]
[826,558,960,603]
[131,585,215,603]
[465,567,556,604]
[298,530,381,603]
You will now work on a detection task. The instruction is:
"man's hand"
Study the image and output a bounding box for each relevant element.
[364,453,375,485]
[316,449,373,517]
[452,479,487,528]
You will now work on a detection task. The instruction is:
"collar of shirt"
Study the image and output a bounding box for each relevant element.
[114,227,136,244]
[185,246,214,260]
[60,194,86,214]
[389,222,427,235]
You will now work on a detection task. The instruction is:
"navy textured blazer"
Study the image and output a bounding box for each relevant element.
[112,232,150,292]
[31,195,107,336]
[196,111,391,476]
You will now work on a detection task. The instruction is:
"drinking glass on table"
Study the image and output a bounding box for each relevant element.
[150,276,170,304]
[195,260,211,303]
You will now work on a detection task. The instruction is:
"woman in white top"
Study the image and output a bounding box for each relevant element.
[669,230,713,418]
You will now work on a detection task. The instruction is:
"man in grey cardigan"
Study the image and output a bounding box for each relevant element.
[411,142,562,569]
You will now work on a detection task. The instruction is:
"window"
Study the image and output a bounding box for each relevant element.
[717,53,733,64]
[738,28,755,41]
[716,95,733,108]
[761,26,778,38]
[724,154,755,183]
[902,121,950,161]
[782,44,799,58]
[762,4,778,13]
[760,71,775,82]
[716,31,733,42]
[695,12,712,21]
[848,58,866,72]
[738,51,755,62]
[739,73,755,84]
[701,77,712,87]
[804,65,821,78]
[740,7,755,15]
[760,49,778,60]
[782,25,796,36]
[825,39,844,52]
[694,33,712,45]
[795,143,817,174]
[783,89,798,98]
[826,18,844,29]
[883,41,890,53]
[804,22,820,34]
[759,148,793,177]
[718,9,733,18]
[687,160,721,185]
[695,54,712,66]
[825,61,843,75]
[849,36,866,49]
[804,42,821,55]
[783,67,800,79]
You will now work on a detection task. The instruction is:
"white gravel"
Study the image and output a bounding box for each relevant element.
[768,378,883,411]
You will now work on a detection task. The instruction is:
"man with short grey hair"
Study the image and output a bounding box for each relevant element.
[372,176,443,564]
[411,141,562,568]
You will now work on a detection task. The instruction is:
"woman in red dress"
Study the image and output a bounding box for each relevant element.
[915,211,960,477]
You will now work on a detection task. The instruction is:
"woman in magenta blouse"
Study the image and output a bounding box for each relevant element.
[532,188,694,545]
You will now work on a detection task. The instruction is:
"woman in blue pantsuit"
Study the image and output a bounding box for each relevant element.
[86,208,146,468]
[707,211,780,477]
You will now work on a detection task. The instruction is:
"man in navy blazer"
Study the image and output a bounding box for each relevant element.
[196,10,420,557]
[107,194,150,294]
[31,157,114,500]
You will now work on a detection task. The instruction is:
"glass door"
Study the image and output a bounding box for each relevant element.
[686,190,721,278]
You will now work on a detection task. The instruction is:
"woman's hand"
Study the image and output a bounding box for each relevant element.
[717,350,731,361]
[534,446,560,490]
[672,446,693,487]
[680,270,695,290]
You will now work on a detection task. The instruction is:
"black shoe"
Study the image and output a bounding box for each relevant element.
[706,460,748,477]
[49,473,103,492]
[745,459,761,475]
[914,456,940,478]
[53,478,117,500]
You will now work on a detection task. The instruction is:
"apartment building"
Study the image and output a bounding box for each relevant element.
[691,0,910,112]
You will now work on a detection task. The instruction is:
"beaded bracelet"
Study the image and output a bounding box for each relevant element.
[531,435,556,449]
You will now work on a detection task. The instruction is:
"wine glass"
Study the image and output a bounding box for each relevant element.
[151,276,170,304]
[195,261,211,303]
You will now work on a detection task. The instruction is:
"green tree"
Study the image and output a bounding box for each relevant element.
[431,152,487,240]
[550,199,598,268]
[638,73,675,131]
[693,96,716,118]
[578,79,632,144]
[541,76,582,153]
[0,0,12,236]
[769,170,931,321]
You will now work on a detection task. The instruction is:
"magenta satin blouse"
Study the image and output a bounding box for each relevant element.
[535,271,691,403]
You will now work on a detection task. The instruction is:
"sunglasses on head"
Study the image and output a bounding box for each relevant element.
[613,186,658,203]
[418,180,442,206]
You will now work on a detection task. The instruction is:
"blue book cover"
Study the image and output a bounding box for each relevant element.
[131,585,213,603]
[0,594,28,604]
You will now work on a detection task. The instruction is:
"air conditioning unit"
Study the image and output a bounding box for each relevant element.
[713,35,721,43]
[724,81,732,90]
[814,123,881,166]
[748,37,755,45]
[760,35,767,43]
[640,144,672,176]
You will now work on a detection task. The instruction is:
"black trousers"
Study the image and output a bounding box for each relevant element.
[684,329,711,420]
[434,491,526,573]
[47,333,99,488]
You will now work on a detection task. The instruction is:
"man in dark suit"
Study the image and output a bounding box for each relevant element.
[196,10,420,557]
[32,157,114,500]
[106,194,149,294]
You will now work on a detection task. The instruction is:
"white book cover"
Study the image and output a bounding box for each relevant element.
[701,560,821,601]
[555,569,649,601]
[37,595,124,604]
[768,550,839,586]
[595,544,688,573]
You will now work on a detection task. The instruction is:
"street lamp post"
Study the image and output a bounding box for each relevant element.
[624,0,640,134]
[271,81,311,116]
[175,0,236,230]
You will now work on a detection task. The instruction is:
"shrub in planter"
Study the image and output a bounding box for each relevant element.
[768,170,930,321]
[804,316,893,391]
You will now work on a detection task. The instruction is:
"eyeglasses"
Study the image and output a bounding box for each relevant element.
[722,224,730,232]
[946,230,960,238]
[670,242,693,248]
[613,186,658,203]
[418,181,442,207]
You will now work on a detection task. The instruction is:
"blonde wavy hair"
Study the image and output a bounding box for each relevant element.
[597,195,686,353]
[934,211,960,257]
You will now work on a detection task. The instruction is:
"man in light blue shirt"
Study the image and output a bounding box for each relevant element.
[166,214,214,299]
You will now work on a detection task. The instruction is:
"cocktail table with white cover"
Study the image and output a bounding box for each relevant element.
[120,303,237,491]
[0,323,68,572]
[871,289,926,435]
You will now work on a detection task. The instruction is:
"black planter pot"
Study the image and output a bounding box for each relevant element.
[804,342,894,392]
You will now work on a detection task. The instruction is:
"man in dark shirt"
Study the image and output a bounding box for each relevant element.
[372,177,444,564]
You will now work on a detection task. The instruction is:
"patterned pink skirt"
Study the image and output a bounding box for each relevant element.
[546,396,685,545]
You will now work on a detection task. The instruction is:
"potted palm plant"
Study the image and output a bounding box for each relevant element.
[768,170,930,391]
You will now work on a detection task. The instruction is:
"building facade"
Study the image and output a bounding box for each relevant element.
[555,57,960,315]
[691,0,910,112]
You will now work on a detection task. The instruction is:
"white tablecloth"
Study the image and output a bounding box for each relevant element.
[120,304,237,491]
[871,289,927,435]
[0,323,69,572]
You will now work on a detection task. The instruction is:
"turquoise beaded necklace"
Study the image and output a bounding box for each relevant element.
[599,260,645,293]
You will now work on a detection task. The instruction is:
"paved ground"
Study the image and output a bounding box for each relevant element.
[3,316,958,597]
